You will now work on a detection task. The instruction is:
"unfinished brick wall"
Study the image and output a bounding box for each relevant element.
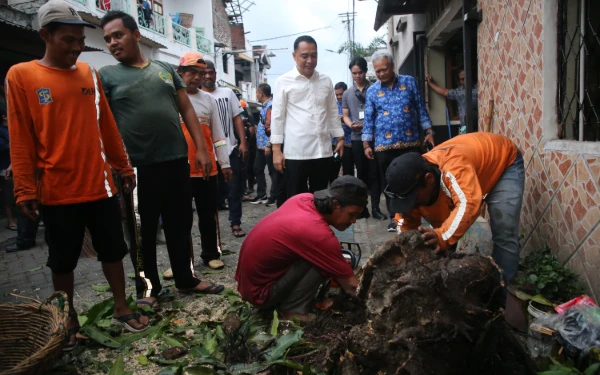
[230,23,245,50]
[478,0,600,300]
[212,0,231,46]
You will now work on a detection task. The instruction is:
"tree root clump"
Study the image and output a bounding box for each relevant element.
[331,231,532,375]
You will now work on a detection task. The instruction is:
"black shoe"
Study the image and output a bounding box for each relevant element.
[358,208,370,219]
[217,203,229,211]
[244,188,254,195]
[387,222,397,232]
[5,244,34,253]
[371,208,388,220]
[250,195,268,205]
[265,197,276,206]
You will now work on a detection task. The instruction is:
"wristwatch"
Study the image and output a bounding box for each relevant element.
[425,128,435,136]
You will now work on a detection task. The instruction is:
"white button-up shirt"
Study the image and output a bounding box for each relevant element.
[270,67,344,160]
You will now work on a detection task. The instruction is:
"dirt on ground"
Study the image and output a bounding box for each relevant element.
[284,231,534,375]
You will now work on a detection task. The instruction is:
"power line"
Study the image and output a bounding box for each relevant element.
[248,25,334,43]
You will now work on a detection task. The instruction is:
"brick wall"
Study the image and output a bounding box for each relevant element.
[212,0,231,46]
[230,23,245,50]
[478,0,600,300]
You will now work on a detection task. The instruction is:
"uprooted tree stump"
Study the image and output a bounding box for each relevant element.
[302,231,533,375]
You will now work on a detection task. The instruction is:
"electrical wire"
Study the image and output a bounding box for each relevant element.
[248,24,335,42]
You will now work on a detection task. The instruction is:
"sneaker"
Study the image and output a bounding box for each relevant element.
[387,222,397,232]
[250,195,268,205]
[265,197,277,207]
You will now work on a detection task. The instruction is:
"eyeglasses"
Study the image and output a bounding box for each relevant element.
[383,178,421,199]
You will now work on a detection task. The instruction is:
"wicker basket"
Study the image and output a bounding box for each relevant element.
[0,292,69,375]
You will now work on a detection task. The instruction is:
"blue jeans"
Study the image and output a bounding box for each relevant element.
[485,150,525,283]
[228,149,243,226]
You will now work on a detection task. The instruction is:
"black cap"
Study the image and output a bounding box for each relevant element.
[313,175,368,207]
[205,60,216,70]
[385,152,427,213]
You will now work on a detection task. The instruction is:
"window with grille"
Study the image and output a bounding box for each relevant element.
[557,0,599,141]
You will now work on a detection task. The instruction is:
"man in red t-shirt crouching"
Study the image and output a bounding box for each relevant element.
[235,175,366,322]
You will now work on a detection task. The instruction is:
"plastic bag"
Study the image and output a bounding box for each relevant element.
[534,305,600,353]
[556,295,597,314]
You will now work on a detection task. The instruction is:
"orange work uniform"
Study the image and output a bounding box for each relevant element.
[396,132,517,250]
[5,61,133,205]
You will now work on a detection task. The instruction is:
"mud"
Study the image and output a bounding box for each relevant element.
[300,231,533,375]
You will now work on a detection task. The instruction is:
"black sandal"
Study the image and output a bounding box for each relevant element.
[111,313,149,333]
[62,326,80,352]
[136,298,161,312]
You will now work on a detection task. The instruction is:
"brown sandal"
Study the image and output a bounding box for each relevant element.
[232,226,246,238]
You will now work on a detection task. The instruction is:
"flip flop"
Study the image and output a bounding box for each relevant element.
[205,259,225,270]
[111,313,149,333]
[5,224,16,231]
[178,282,225,295]
[232,227,246,238]
[136,298,161,312]
[62,326,80,352]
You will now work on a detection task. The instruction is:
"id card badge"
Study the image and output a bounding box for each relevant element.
[359,111,365,120]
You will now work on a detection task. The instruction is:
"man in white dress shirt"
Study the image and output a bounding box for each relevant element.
[270,35,345,201]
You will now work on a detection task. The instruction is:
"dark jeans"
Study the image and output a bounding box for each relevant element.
[285,157,333,199]
[375,147,421,218]
[245,134,257,190]
[190,176,221,262]
[228,149,244,227]
[217,164,229,206]
[131,158,200,298]
[351,141,382,211]
[254,149,282,199]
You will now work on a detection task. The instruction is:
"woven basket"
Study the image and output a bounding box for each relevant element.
[0,292,69,375]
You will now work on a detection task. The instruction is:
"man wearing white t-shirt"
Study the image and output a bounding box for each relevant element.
[177,52,232,270]
[202,60,248,238]
[271,35,345,202]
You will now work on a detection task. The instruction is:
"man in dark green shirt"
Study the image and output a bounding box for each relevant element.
[99,11,224,310]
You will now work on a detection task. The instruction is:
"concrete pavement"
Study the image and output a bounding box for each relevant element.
[0,197,395,309]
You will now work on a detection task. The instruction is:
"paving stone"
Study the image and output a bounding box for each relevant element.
[0,194,396,309]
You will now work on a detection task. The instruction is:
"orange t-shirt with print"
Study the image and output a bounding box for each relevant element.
[182,122,218,177]
[5,61,134,205]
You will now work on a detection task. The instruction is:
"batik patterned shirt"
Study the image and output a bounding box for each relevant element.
[257,99,272,150]
[362,75,432,152]
[447,85,478,126]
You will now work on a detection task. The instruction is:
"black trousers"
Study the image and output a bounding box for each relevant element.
[129,158,199,298]
[351,141,382,211]
[285,157,333,199]
[330,146,353,183]
[375,147,421,218]
[341,146,354,176]
[190,175,221,263]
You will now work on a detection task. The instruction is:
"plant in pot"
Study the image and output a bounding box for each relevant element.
[515,244,585,320]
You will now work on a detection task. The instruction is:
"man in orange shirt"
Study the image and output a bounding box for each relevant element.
[385,133,524,283]
[4,0,149,349]
[177,52,232,271]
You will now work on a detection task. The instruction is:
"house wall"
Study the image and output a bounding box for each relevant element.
[387,14,426,71]
[478,0,600,300]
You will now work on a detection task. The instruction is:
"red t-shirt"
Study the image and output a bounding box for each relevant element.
[235,193,354,305]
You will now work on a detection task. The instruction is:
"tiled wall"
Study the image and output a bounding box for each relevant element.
[478,0,600,300]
